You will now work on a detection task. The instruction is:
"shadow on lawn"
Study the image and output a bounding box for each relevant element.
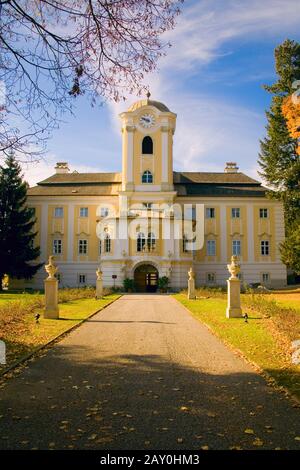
[0,346,299,450]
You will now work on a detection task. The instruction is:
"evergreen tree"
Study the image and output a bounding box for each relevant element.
[259,39,300,273]
[0,153,41,289]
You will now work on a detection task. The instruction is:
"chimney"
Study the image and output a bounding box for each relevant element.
[55,162,70,174]
[224,162,239,173]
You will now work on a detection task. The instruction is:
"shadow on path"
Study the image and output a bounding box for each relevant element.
[0,345,299,450]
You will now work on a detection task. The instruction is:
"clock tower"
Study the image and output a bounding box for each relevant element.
[119,96,177,192]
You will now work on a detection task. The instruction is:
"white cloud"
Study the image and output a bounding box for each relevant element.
[162,0,300,72]
[108,0,300,180]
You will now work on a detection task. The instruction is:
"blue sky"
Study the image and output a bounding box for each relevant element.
[23,0,300,186]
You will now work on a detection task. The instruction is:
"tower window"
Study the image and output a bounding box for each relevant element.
[147,232,156,252]
[142,170,153,184]
[137,232,146,252]
[104,234,111,253]
[142,136,153,154]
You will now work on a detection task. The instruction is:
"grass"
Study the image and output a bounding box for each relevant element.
[0,294,120,371]
[0,291,43,304]
[174,291,300,401]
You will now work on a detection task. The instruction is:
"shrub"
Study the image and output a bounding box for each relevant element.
[58,286,95,303]
[123,278,135,292]
[158,276,169,292]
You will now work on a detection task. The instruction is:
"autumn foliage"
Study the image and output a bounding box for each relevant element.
[282,94,300,155]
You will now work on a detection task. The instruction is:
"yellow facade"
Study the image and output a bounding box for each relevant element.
[25,98,286,290]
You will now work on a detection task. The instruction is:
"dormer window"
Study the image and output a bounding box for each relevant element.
[142,170,153,184]
[142,136,153,154]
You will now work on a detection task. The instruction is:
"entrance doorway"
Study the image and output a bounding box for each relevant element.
[134,264,158,292]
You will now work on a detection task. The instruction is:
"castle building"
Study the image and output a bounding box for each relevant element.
[24,98,286,291]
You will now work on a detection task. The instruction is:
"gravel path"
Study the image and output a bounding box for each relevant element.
[0,294,299,450]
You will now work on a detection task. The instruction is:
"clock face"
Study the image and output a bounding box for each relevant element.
[139,113,156,128]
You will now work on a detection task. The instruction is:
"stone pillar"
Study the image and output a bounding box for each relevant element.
[226,255,242,318]
[96,267,103,299]
[44,278,59,319]
[187,266,196,300]
[0,340,6,365]
[226,278,242,318]
[44,256,59,319]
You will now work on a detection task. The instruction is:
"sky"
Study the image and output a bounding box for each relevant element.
[22,0,300,186]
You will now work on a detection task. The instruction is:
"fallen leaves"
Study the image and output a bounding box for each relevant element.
[253,438,264,447]
[244,428,254,434]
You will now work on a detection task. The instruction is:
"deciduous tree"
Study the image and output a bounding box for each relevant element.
[0,0,182,159]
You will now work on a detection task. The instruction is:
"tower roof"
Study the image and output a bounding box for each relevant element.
[127,99,170,113]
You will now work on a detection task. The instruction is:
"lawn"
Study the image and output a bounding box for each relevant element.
[0,294,120,371]
[268,292,300,313]
[0,291,43,304]
[174,292,300,401]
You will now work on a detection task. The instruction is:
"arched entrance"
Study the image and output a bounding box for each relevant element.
[134,264,158,293]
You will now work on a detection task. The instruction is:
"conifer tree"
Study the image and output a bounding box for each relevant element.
[259,39,300,274]
[0,153,41,289]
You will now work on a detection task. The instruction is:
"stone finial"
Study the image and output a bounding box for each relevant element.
[96,267,103,281]
[227,255,240,279]
[45,256,58,280]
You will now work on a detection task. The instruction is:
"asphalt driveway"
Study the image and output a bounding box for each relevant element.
[0,294,299,450]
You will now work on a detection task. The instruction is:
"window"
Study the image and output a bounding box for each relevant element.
[185,206,196,220]
[143,202,152,210]
[182,235,189,253]
[78,274,86,285]
[147,232,156,252]
[104,234,111,253]
[207,240,216,256]
[137,232,146,252]
[54,207,63,218]
[80,207,88,217]
[206,273,216,283]
[142,170,153,184]
[78,239,88,255]
[142,136,153,154]
[53,239,62,255]
[232,240,241,256]
[206,208,215,219]
[231,208,240,218]
[262,273,270,284]
[101,207,109,217]
[260,208,269,218]
[261,240,270,256]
